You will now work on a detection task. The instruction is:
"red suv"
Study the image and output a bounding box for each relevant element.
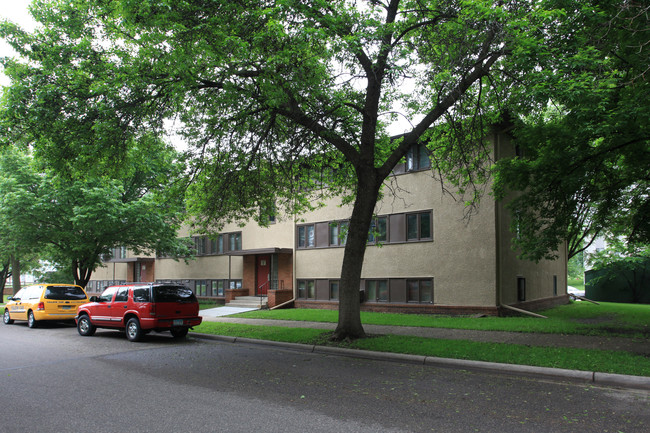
[76,283,202,342]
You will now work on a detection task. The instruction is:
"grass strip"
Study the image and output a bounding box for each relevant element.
[192,322,650,377]
[232,302,650,338]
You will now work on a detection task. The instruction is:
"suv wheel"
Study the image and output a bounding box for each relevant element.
[27,311,37,328]
[77,315,96,336]
[170,328,189,339]
[3,309,13,325]
[125,318,143,342]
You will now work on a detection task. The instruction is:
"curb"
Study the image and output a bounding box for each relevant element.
[193,333,650,391]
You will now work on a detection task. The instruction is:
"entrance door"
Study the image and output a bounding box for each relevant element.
[256,255,271,295]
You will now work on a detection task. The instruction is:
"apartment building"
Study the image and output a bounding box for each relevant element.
[88,133,568,315]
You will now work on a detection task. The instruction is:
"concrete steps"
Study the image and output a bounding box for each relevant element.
[226,296,267,309]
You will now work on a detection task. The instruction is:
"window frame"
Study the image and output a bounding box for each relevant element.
[407,279,434,304]
[406,211,432,241]
[298,224,316,249]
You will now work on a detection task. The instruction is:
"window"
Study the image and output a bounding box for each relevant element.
[329,221,348,246]
[329,281,339,300]
[407,211,432,241]
[196,280,207,297]
[366,280,388,302]
[133,287,150,302]
[99,287,117,302]
[368,216,387,243]
[229,233,242,251]
[517,277,526,302]
[298,225,315,248]
[194,237,207,255]
[406,143,431,171]
[407,279,433,303]
[553,275,558,296]
[229,280,242,290]
[111,246,127,260]
[212,280,225,297]
[298,280,315,299]
[114,287,129,302]
[260,202,276,224]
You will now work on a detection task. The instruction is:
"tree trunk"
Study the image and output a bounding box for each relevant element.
[72,260,92,288]
[0,261,9,297]
[11,254,22,295]
[332,168,381,340]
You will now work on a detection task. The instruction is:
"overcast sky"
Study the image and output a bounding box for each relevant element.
[0,0,37,86]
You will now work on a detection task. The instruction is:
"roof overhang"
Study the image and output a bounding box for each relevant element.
[108,257,156,263]
[228,248,293,256]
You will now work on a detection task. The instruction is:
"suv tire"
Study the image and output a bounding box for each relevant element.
[125,318,143,342]
[77,315,96,336]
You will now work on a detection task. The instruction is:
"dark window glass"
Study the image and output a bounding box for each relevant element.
[330,281,339,300]
[114,287,129,302]
[407,214,418,240]
[421,280,433,303]
[298,226,306,248]
[367,280,387,301]
[153,285,197,303]
[133,287,150,302]
[420,212,431,239]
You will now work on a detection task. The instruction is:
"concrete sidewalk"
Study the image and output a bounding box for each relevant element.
[197,313,650,391]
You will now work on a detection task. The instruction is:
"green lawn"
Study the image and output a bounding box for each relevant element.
[192,302,650,377]
[229,301,650,338]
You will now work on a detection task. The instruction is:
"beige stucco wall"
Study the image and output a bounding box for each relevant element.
[492,132,568,305]
[295,170,499,307]
[155,255,243,281]
[91,262,128,281]
[88,131,567,309]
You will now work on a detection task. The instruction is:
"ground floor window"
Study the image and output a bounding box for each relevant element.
[212,280,225,297]
[298,280,315,299]
[196,280,208,297]
[366,280,388,302]
[407,279,433,303]
[329,281,339,300]
[517,277,526,302]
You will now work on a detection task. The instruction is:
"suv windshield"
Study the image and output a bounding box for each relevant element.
[45,285,86,301]
[152,285,196,303]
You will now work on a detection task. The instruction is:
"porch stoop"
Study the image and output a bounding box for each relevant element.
[226,296,268,309]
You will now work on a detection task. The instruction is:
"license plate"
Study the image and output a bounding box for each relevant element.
[173,319,184,326]
[61,306,72,310]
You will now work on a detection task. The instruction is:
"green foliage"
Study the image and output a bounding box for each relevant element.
[587,239,650,303]
[0,146,190,287]
[493,0,650,261]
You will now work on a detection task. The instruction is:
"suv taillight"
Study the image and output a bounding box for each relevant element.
[37,302,45,311]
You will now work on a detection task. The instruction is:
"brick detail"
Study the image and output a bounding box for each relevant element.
[268,289,294,308]
[225,288,249,303]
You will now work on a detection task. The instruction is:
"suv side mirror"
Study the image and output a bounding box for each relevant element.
[89,296,99,302]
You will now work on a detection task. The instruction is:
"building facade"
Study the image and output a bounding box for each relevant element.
[88,133,569,315]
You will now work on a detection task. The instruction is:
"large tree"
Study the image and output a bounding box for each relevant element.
[0,145,191,288]
[493,0,650,262]
[2,0,567,339]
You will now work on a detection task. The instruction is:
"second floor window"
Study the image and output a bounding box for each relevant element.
[298,225,315,248]
[406,143,431,172]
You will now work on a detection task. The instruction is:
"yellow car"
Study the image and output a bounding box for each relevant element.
[3,284,89,328]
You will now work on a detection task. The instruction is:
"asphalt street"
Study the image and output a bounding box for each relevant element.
[1,322,649,432]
